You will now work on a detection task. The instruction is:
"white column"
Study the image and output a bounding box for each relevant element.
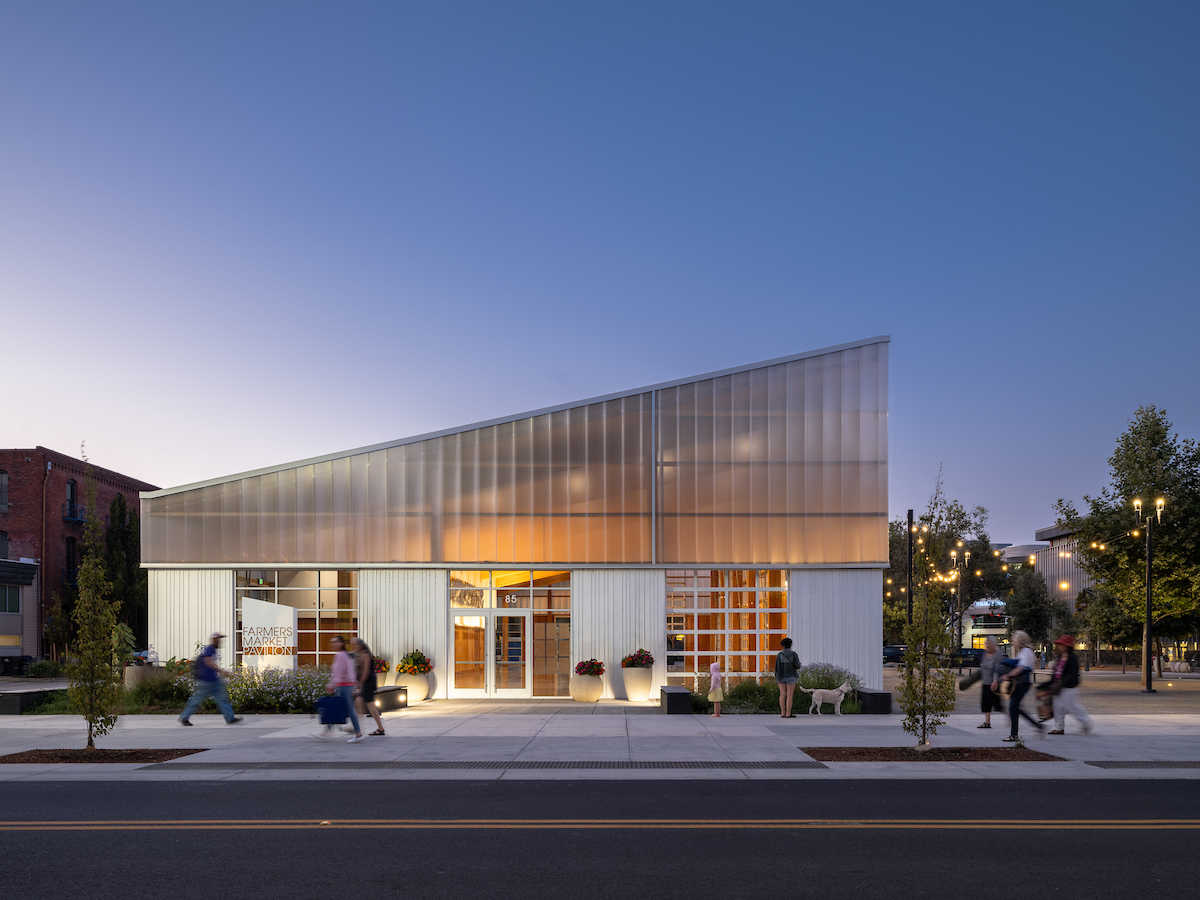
[572,569,666,699]
[358,568,448,698]
[789,568,884,690]
[147,569,235,664]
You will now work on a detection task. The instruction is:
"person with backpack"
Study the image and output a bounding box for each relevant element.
[179,632,243,726]
[1046,635,1093,735]
[775,637,802,718]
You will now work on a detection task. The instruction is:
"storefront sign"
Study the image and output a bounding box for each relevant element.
[240,597,298,670]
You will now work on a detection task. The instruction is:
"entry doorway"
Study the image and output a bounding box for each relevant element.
[448,570,572,699]
[452,611,531,698]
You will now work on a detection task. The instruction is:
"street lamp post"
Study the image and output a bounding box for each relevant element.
[950,546,970,673]
[1135,498,1165,694]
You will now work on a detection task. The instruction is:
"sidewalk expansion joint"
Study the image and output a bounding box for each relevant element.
[146,759,829,771]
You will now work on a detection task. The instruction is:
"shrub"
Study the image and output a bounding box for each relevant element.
[26,659,62,678]
[621,649,654,668]
[128,674,192,710]
[223,666,332,712]
[574,659,604,677]
[397,650,432,675]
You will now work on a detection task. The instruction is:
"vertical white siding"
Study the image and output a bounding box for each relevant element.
[358,569,448,698]
[790,568,883,689]
[148,569,235,665]
[572,569,666,699]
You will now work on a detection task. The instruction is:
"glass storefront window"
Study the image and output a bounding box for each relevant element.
[235,570,357,668]
[664,569,788,690]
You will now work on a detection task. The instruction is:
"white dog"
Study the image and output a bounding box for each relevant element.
[796,681,852,715]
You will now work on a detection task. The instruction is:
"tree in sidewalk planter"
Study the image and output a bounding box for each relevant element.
[898,590,956,747]
[1055,405,1200,678]
[65,472,122,750]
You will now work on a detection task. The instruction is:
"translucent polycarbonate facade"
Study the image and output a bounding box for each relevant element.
[657,342,887,565]
[142,340,887,566]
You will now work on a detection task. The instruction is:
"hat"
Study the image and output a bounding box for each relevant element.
[1054,634,1075,648]
[211,632,226,641]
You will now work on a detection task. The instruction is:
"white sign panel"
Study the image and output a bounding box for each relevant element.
[240,597,298,670]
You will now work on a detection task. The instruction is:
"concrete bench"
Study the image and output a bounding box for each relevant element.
[373,685,408,712]
[856,688,892,714]
[659,685,692,714]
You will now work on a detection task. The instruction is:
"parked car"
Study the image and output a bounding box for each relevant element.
[945,648,983,667]
[882,645,907,664]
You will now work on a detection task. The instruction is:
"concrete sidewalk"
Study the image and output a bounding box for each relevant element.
[3,700,1200,781]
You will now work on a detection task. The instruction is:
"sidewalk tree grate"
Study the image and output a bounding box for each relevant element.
[1085,761,1200,769]
[145,759,829,771]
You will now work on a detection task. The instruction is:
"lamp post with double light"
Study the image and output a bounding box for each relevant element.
[1135,498,1165,693]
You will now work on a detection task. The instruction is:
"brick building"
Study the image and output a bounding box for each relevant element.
[0,447,157,662]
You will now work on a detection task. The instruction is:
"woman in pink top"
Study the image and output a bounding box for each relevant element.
[326,635,363,742]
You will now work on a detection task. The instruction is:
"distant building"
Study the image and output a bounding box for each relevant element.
[1030,526,1092,613]
[0,448,157,661]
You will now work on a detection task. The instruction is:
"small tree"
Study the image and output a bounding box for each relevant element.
[1005,569,1055,647]
[65,473,122,750]
[898,590,957,746]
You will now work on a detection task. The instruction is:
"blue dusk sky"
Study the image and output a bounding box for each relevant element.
[3,2,1197,544]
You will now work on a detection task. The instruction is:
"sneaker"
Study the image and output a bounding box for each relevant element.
[179,717,192,726]
[347,735,364,743]
[227,717,244,725]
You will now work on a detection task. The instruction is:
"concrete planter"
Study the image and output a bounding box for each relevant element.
[569,674,603,702]
[124,666,170,691]
[622,666,653,702]
[393,672,429,702]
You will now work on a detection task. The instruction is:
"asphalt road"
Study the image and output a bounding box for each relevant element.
[5,780,1200,899]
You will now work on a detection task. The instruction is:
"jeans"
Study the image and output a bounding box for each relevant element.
[1008,680,1040,736]
[336,685,361,734]
[181,678,237,723]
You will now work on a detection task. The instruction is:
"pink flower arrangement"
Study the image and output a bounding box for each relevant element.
[621,649,654,668]
[574,659,604,677]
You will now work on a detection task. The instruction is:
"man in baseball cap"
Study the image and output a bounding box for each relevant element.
[179,632,243,726]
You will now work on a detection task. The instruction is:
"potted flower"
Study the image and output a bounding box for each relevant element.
[620,648,655,702]
[394,650,432,701]
[373,657,389,675]
[570,659,605,702]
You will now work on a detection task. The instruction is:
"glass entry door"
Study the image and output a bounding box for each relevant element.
[451,611,531,698]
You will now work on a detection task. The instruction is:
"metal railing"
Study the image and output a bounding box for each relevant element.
[62,502,88,524]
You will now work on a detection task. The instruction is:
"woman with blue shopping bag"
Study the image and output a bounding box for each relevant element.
[326,635,363,743]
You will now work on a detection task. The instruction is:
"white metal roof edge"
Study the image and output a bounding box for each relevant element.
[142,335,890,499]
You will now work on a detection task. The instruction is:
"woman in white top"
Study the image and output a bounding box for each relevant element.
[707,661,723,718]
[1001,630,1043,742]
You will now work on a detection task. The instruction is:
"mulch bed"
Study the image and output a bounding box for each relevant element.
[801,746,1065,762]
[0,748,205,764]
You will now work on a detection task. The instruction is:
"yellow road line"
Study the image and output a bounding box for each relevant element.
[3,818,1200,831]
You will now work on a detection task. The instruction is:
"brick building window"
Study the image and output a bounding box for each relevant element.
[1,584,18,614]
[66,479,77,511]
[0,531,8,560]
[0,470,8,510]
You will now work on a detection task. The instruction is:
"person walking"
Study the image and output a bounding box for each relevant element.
[351,637,385,736]
[707,660,724,717]
[775,637,801,718]
[977,636,1004,729]
[179,632,243,726]
[1046,635,1093,735]
[327,635,363,743]
[1001,630,1043,742]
